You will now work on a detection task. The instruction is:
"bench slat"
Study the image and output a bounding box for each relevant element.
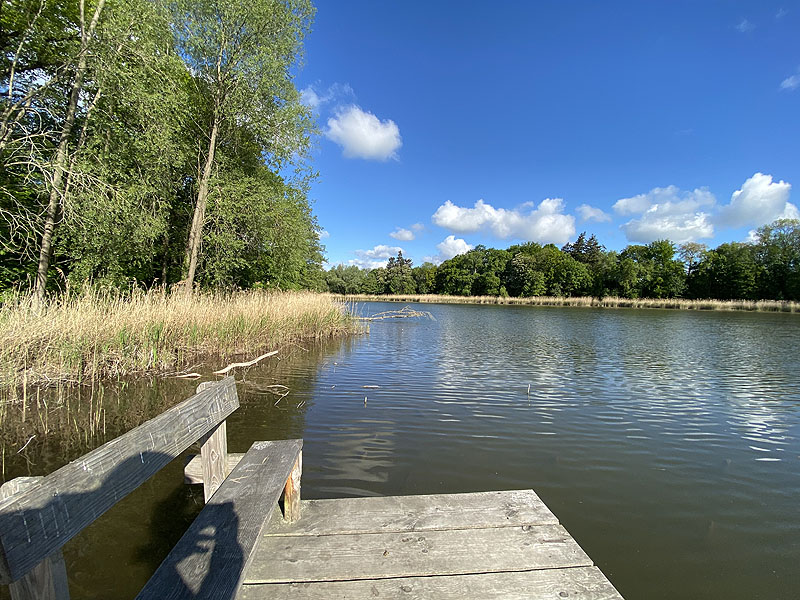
[0,377,238,583]
[135,439,302,600]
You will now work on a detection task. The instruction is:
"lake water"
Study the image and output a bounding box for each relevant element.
[3,302,800,599]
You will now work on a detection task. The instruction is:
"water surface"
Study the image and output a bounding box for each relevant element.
[3,302,799,599]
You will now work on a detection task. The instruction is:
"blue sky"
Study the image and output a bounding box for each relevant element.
[296,1,800,268]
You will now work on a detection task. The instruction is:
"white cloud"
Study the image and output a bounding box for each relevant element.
[325,105,402,161]
[300,82,355,108]
[780,73,800,91]
[736,18,754,33]
[411,223,425,232]
[717,173,795,228]
[318,229,330,239]
[576,204,612,223]
[431,198,575,245]
[390,228,415,241]
[349,244,404,269]
[776,8,788,19]
[424,236,474,265]
[615,186,716,243]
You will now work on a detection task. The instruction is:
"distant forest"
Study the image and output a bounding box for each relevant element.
[325,219,800,301]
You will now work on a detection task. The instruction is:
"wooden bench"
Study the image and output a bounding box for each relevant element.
[0,377,302,600]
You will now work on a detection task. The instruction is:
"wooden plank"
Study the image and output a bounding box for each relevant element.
[0,478,70,600]
[185,453,243,484]
[282,452,301,523]
[136,439,302,600]
[198,421,228,502]
[238,566,624,600]
[0,377,239,583]
[263,490,558,537]
[245,523,591,583]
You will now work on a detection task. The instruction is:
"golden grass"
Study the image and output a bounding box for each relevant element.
[335,293,800,313]
[0,288,359,389]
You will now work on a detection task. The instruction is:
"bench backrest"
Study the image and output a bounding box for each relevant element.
[0,377,238,584]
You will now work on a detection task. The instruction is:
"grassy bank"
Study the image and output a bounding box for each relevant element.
[336,293,800,313]
[0,289,359,390]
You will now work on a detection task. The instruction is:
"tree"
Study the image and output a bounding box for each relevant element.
[384,251,414,294]
[170,0,315,291]
[752,219,800,300]
[411,262,437,293]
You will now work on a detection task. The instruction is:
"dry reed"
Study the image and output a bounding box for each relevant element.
[0,288,359,389]
[334,293,800,313]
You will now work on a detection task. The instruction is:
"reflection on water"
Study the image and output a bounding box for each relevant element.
[2,303,799,599]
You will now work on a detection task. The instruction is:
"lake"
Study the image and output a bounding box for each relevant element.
[2,301,799,599]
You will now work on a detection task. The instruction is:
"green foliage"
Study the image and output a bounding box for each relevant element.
[1,0,323,296]
[321,221,800,302]
[384,251,415,294]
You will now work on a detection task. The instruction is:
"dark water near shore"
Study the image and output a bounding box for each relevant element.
[3,302,800,599]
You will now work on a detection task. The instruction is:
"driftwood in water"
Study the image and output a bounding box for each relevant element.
[357,306,434,321]
[213,350,278,375]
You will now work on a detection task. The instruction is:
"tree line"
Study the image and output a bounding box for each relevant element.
[325,219,800,301]
[1,0,323,301]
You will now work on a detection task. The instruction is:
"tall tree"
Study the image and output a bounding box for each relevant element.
[169,0,315,291]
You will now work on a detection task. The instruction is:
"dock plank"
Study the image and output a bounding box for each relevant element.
[238,566,623,600]
[136,439,302,600]
[263,490,558,536]
[245,523,591,584]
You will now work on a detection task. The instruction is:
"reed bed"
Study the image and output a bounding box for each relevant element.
[335,293,800,313]
[0,288,359,390]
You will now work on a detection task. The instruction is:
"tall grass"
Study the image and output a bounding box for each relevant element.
[336,293,800,313]
[0,288,359,389]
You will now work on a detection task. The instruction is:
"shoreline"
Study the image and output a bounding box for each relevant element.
[333,293,800,313]
[1,289,360,394]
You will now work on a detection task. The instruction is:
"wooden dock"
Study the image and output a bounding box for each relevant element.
[0,378,624,600]
[238,490,623,599]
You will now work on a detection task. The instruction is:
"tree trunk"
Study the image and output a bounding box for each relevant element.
[33,0,105,305]
[183,117,219,293]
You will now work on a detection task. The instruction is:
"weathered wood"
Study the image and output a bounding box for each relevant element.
[264,489,558,537]
[184,453,243,484]
[198,421,228,502]
[0,479,69,600]
[246,523,591,584]
[0,377,238,583]
[282,452,301,522]
[238,566,624,600]
[136,439,302,600]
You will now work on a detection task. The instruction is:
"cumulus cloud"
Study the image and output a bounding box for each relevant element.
[717,173,796,228]
[576,204,612,223]
[325,105,402,161]
[780,73,800,91]
[411,222,425,232]
[431,198,575,245]
[349,244,404,269]
[424,236,473,265]
[318,229,330,239]
[300,82,355,108]
[615,186,716,243]
[390,228,415,241]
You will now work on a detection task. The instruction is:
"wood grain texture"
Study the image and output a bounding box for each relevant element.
[0,377,238,583]
[263,490,558,537]
[282,452,301,523]
[0,478,70,600]
[184,454,243,484]
[246,523,591,583]
[238,566,624,600]
[198,421,228,502]
[136,439,302,600]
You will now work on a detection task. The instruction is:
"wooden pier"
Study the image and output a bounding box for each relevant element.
[0,378,624,600]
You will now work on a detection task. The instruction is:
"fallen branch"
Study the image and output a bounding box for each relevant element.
[357,306,435,321]
[213,350,278,375]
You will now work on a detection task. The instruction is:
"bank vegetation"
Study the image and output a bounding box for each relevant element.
[0,288,357,391]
